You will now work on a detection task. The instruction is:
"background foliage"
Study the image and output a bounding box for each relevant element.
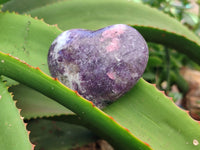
[1,0,200,150]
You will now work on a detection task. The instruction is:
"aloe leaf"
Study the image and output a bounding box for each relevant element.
[28,118,98,150]
[0,79,32,150]
[104,79,200,150]
[0,12,72,118]
[50,78,200,150]
[0,51,152,150]
[2,51,200,150]
[134,26,200,64]
[0,12,61,75]
[1,0,65,13]
[9,83,73,119]
[1,9,200,119]
[1,11,200,149]
[24,0,200,64]
[0,0,10,5]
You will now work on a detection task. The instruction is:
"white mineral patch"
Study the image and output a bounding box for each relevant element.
[131,73,139,79]
[52,31,71,60]
[63,63,86,94]
[114,55,121,61]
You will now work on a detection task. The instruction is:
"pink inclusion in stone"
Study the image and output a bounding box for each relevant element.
[106,72,116,80]
[106,38,120,52]
[100,24,126,52]
[101,24,126,40]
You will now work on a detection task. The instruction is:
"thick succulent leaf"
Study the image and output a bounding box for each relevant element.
[25,0,200,64]
[47,80,200,150]
[1,5,200,119]
[104,79,200,150]
[28,118,98,150]
[2,51,200,150]
[0,79,32,150]
[1,0,66,13]
[134,26,200,65]
[0,51,152,150]
[1,11,200,149]
[9,84,73,119]
[0,12,72,118]
[0,12,61,75]
[0,0,10,5]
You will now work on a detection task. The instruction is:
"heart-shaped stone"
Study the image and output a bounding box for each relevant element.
[48,24,148,108]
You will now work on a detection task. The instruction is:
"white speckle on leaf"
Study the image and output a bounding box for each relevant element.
[193,139,199,146]
[1,60,4,63]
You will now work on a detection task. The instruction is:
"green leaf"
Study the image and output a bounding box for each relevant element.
[25,0,200,64]
[1,0,65,13]
[24,0,196,38]
[0,12,61,75]
[0,0,11,5]
[0,51,152,150]
[9,83,73,119]
[1,10,200,149]
[104,79,200,150]
[28,118,98,150]
[0,79,32,150]
[147,56,163,68]
[51,79,200,150]
[134,26,200,64]
[2,51,200,150]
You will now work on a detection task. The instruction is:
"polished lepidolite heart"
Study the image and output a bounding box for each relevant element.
[48,24,148,108]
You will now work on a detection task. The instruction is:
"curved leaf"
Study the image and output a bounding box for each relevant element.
[1,10,200,149]
[9,84,73,119]
[134,26,200,65]
[26,0,200,64]
[0,12,61,75]
[2,50,200,150]
[104,79,200,150]
[1,0,65,13]
[0,79,32,150]
[0,0,10,5]
[0,51,152,150]
[28,119,97,150]
[0,12,72,118]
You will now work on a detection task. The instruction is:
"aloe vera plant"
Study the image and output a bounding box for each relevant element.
[1,0,200,150]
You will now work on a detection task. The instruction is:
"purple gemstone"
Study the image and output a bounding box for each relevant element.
[48,24,149,108]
